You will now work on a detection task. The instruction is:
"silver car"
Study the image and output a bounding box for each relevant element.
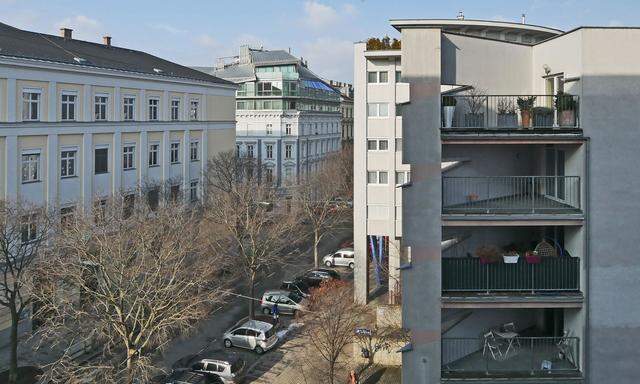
[322,248,355,268]
[191,356,245,384]
[260,290,305,316]
[222,319,278,354]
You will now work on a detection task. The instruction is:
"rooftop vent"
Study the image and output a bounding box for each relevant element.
[73,57,87,64]
[521,13,526,24]
[103,35,112,47]
[60,27,73,40]
[153,68,164,74]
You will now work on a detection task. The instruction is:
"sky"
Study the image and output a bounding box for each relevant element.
[1,0,639,83]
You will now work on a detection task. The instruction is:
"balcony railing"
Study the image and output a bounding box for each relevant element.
[442,94,580,130]
[442,257,580,293]
[442,176,581,214]
[442,336,581,377]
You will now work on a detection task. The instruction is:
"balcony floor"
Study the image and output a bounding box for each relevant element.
[442,291,584,309]
[443,194,581,215]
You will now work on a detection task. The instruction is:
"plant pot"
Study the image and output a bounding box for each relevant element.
[503,254,520,264]
[443,106,455,128]
[559,110,576,126]
[520,110,531,128]
[497,113,518,127]
[480,256,499,265]
[525,251,541,264]
[533,108,554,127]
[464,113,485,128]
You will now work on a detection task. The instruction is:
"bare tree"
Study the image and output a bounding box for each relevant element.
[301,280,366,384]
[0,200,53,384]
[296,151,352,268]
[202,151,300,318]
[353,315,408,377]
[33,197,228,383]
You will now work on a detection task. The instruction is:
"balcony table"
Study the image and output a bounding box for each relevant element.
[494,330,519,358]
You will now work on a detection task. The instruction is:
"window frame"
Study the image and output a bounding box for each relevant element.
[367,170,389,185]
[60,148,77,178]
[170,141,180,164]
[22,89,42,121]
[189,180,199,203]
[148,97,160,121]
[170,98,180,121]
[189,99,200,121]
[21,150,41,183]
[94,146,109,174]
[190,141,199,162]
[122,144,136,170]
[94,93,109,121]
[367,103,389,118]
[123,95,136,121]
[265,143,274,159]
[148,142,160,167]
[285,144,293,159]
[61,91,77,121]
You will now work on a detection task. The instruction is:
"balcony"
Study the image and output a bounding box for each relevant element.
[442,257,580,293]
[442,94,580,133]
[442,176,581,215]
[442,336,581,380]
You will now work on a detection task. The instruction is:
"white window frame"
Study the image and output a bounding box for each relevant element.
[22,88,41,121]
[395,171,411,185]
[94,93,109,121]
[170,141,180,164]
[94,144,110,175]
[190,141,199,162]
[367,103,389,118]
[189,99,200,121]
[266,124,273,135]
[148,142,160,167]
[265,167,274,183]
[20,214,37,244]
[367,170,388,185]
[247,144,255,158]
[61,91,77,121]
[123,95,136,121]
[285,144,293,159]
[60,148,78,178]
[285,123,292,135]
[21,149,41,183]
[148,97,160,121]
[265,144,274,159]
[367,139,389,151]
[171,98,180,121]
[189,180,199,203]
[123,144,136,170]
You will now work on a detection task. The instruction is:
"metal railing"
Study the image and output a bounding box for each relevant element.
[441,94,580,129]
[442,257,580,292]
[442,336,581,376]
[442,176,581,214]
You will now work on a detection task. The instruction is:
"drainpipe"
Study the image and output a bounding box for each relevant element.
[584,138,591,383]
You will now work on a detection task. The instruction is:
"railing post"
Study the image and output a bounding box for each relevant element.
[530,338,535,375]
[531,176,535,213]
[531,262,535,294]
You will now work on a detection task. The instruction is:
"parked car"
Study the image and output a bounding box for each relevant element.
[339,239,354,249]
[191,355,245,384]
[222,319,278,354]
[280,280,311,297]
[295,268,341,288]
[261,290,305,315]
[165,370,222,384]
[322,248,355,268]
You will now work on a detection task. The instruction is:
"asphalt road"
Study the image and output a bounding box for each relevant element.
[158,224,354,378]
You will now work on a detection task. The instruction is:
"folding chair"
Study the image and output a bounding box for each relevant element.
[482,331,503,361]
[556,330,576,366]
[503,322,522,348]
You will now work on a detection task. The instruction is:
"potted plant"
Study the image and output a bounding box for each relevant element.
[497,97,518,127]
[525,250,541,264]
[464,88,486,128]
[442,96,457,128]
[517,96,536,128]
[476,245,501,265]
[503,250,520,264]
[555,91,577,126]
[532,106,554,127]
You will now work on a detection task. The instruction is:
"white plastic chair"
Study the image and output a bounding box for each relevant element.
[482,331,503,361]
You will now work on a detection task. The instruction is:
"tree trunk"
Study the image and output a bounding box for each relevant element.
[314,229,320,268]
[249,272,256,319]
[125,347,136,384]
[8,304,19,384]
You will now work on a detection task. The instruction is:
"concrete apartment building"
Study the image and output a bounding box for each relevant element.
[195,47,341,185]
[0,23,236,342]
[354,18,640,384]
[329,80,354,143]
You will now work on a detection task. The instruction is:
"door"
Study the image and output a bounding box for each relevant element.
[344,253,355,267]
[245,329,259,349]
[278,296,296,314]
[334,252,345,266]
[231,329,249,348]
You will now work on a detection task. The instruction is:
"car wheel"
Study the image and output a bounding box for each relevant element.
[291,309,297,317]
[262,307,271,315]
[349,262,354,269]
[224,339,232,348]
[254,346,264,354]
[325,260,333,267]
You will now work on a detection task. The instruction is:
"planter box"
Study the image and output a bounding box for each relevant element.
[497,113,518,127]
[464,113,485,128]
[503,254,520,264]
[525,253,541,264]
[559,110,576,126]
[443,106,455,128]
[533,109,554,127]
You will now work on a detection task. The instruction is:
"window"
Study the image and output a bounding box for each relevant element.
[123,194,135,218]
[266,144,274,159]
[171,99,180,120]
[266,124,273,135]
[22,90,41,121]
[367,71,388,84]
[367,139,388,151]
[285,144,293,159]
[284,167,293,183]
[170,184,180,202]
[94,147,109,174]
[395,138,403,152]
[148,143,159,166]
[189,180,198,203]
[395,70,401,82]
[247,144,254,158]
[147,187,160,211]
[61,92,76,120]
[379,71,389,83]
[170,142,180,163]
[20,215,37,244]
[190,141,199,162]
[123,145,135,170]
[367,103,389,117]
[148,98,159,120]
[367,72,378,83]
[60,206,75,227]
[60,149,77,178]
[285,123,292,135]
[265,168,274,183]
[21,152,40,182]
[367,171,388,185]
[94,95,108,121]
[236,144,241,157]
[189,99,199,120]
[123,96,136,120]
[396,171,411,185]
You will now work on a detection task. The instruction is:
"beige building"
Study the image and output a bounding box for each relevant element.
[0,23,236,344]
[354,18,640,384]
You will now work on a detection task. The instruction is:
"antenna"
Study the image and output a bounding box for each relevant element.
[521,13,526,24]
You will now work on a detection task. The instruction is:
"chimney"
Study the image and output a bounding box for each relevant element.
[457,10,464,20]
[103,35,112,47]
[521,13,526,24]
[60,27,73,40]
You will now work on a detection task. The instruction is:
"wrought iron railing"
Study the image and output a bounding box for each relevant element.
[442,257,580,292]
[442,176,581,214]
[441,94,580,129]
[442,336,581,376]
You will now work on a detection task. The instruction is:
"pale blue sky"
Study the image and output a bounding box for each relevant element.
[1,0,638,82]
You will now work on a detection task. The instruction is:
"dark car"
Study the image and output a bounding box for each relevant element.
[295,269,341,288]
[281,280,311,297]
[165,370,222,384]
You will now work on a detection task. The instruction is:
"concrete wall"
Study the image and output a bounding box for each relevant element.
[400,28,442,384]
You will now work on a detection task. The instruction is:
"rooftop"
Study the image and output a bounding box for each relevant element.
[0,22,233,86]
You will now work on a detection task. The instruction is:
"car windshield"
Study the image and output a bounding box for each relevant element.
[231,358,245,373]
[289,292,303,303]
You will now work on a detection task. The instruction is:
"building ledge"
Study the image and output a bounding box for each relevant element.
[442,291,584,309]
[442,214,584,227]
[441,374,583,383]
